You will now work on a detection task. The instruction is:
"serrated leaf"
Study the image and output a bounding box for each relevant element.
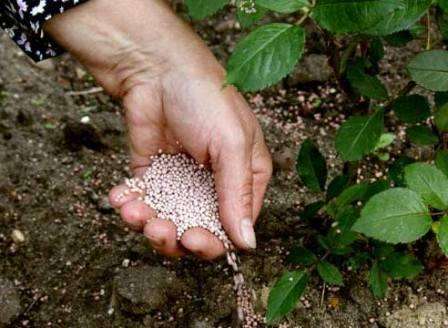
[185,0,229,19]
[365,0,433,36]
[408,50,448,92]
[404,163,448,210]
[392,95,431,124]
[256,0,309,13]
[369,262,388,298]
[237,3,266,28]
[335,109,384,161]
[435,103,448,132]
[436,215,448,256]
[352,188,432,244]
[287,246,317,265]
[226,23,305,91]
[297,139,327,192]
[389,156,415,186]
[311,0,403,34]
[380,252,423,279]
[346,65,389,100]
[407,126,438,145]
[317,261,344,286]
[436,150,448,177]
[266,270,309,323]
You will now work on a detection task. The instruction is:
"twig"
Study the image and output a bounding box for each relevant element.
[320,282,326,308]
[66,87,104,96]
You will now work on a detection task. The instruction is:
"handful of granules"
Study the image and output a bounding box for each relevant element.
[121,153,264,327]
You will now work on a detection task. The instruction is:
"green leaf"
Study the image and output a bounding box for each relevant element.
[369,262,388,298]
[436,150,448,177]
[335,109,384,161]
[437,10,448,41]
[226,23,305,91]
[435,92,448,108]
[185,0,229,19]
[435,103,448,132]
[436,215,448,256]
[346,65,389,100]
[389,156,415,186]
[404,163,448,210]
[374,133,395,150]
[287,246,318,265]
[236,2,266,28]
[266,270,309,323]
[347,252,370,271]
[317,261,344,286]
[365,0,433,36]
[380,252,423,279]
[373,242,395,259]
[352,188,432,244]
[369,38,385,65]
[297,139,327,192]
[392,95,431,124]
[256,0,309,13]
[328,181,389,218]
[300,201,325,220]
[407,126,438,145]
[311,0,403,34]
[408,50,448,92]
[384,30,414,47]
[440,0,448,12]
[336,206,359,230]
[326,174,350,200]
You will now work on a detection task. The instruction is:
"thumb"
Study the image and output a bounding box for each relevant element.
[213,144,256,250]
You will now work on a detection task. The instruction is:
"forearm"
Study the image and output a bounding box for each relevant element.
[44,0,219,96]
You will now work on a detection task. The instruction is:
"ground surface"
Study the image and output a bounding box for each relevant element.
[1,6,448,328]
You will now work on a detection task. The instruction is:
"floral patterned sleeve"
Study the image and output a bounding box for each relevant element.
[0,0,89,62]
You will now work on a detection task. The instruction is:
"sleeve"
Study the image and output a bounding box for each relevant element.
[0,0,89,62]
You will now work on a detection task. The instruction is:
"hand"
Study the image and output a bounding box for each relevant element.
[45,0,272,260]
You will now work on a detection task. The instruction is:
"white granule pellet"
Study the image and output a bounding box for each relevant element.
[120,153,263,327]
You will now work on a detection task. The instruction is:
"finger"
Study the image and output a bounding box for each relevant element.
[212,131,256,250]
[120,199,156,231]
[143,218,185,257]
[181,228,226,260]
[251,130,273,220]
[109,184,141,209]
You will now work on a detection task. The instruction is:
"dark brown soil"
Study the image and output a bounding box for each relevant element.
[1,6,448,328]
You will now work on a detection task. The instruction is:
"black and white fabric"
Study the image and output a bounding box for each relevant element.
[0,0,88,62]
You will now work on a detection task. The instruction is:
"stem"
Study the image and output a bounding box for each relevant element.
[426,11,431,51]
[308,250,331,273]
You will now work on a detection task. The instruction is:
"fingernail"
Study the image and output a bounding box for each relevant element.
[240,218,257,249]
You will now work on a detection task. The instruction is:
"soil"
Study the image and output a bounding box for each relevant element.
[1,5,448,328]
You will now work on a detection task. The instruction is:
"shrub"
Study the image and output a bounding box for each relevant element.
[185,0,448,324]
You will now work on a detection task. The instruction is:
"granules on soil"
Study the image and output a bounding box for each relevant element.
[120,153,264,327]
